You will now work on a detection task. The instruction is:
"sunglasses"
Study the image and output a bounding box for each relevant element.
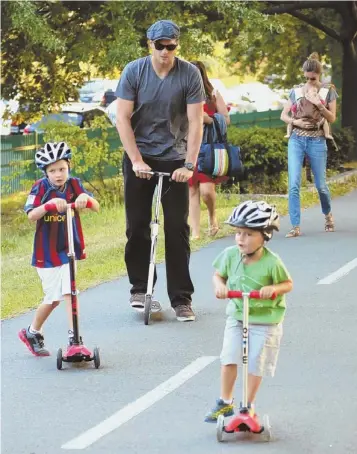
[154,42,178,51]
[306,77,317,81]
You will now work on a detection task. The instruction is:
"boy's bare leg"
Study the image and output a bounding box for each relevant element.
[220,364,237,402]
[247,374,263,404]
[32,301,60,331]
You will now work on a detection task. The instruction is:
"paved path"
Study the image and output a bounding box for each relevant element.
[2,191,357,454]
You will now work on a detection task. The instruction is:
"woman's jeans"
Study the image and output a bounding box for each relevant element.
[288,133,331,226]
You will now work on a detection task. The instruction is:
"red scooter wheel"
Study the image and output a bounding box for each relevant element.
[93,347,100,369]
[216,415,225,442]
[57,348,63,370]
[261,415,272,442]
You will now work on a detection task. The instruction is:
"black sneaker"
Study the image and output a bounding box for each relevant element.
[18,327,50,356]
[174,305,196,322]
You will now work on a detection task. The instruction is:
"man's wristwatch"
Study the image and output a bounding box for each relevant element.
[184,162,195,171]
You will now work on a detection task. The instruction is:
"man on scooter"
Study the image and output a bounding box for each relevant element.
[115,20,205,321]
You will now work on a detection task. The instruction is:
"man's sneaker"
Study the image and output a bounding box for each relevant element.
[174,304,196,322]
[129,293,161,312]
[204,399,234,423]
[18,327,50,357]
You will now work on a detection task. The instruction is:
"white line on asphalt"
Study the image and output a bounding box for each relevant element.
[317,258,357,285]
[61,355,218,450]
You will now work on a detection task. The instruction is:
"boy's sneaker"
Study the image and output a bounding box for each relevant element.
[18,327,50,357]
[204,399,234,423]
[174,304,196,322]
[129,293,161,312]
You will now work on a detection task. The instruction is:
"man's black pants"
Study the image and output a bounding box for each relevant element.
[122,153,194,307]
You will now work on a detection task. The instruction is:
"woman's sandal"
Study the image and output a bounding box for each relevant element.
[208,226,219,237]
[325,213,335,232]
[285,226,301,238]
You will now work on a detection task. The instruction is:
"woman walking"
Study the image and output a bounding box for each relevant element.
[280,52,338,237]
[188,61,230,240]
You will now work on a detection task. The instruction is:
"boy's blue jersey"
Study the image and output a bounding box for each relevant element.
[24,177,93,268]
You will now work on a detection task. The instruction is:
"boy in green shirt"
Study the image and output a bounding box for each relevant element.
[205,200,293,422]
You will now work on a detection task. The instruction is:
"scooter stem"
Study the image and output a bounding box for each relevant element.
[146,175,165,296]
[242,293,249,409]
[66,205,80,344]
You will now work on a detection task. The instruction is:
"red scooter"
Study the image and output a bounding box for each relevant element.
[216,290,275,443]
[44,200,100,370]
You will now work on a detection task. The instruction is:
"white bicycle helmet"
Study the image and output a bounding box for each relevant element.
[225,200,280,241]
[35,142,72,171]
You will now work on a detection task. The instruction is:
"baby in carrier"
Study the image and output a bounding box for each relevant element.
[285,86,333,139]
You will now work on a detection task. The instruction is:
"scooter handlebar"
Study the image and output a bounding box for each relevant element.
[138,170,171,177]
[227,290,277,300]
[44,200,93,211]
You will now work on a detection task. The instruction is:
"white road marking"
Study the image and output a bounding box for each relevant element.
[317,258,357,285]
[61,356,218,450]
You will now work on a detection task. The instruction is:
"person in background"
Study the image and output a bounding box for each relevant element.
[280,52,338,238]
[188,61,231,240]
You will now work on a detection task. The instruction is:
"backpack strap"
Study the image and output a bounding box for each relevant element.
[294,86,304,102]
[318,86,330,102]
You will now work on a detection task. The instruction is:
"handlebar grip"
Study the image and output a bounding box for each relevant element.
[69,200,93,209]
[227,290,277,300]
[44,199,93,211]
[44,202,57,211]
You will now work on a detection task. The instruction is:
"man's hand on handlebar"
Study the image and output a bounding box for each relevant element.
[132,160,152,179]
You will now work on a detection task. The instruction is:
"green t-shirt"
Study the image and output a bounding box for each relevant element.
[213,246,291,324]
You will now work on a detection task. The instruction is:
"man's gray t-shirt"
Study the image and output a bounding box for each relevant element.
[115,56,205,160]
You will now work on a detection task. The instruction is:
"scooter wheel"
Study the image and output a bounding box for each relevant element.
[93,347,100,369]
[261,414,272,442]
[216,415,225,442]
[57,348,63,370]
[144,295,152,326]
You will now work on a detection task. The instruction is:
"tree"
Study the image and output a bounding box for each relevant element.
[262,1,357,148]
[3,1,356,146]
[1,1,282,122]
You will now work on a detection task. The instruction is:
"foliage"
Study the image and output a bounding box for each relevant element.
[227,126,288,192]
[1,1,283,121]
[43,118,124,205]
[227,125,356,193]
[328,127,357,169]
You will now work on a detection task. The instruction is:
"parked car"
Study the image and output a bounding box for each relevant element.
[99,89,117,108]
[79,79,118,104]
[23,103,112,134]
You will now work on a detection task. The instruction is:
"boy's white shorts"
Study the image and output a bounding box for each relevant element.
[36,264,73,304]
[220,316,283,377]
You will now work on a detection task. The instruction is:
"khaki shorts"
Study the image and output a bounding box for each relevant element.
[36,264,73,304]
[220,316,283,377]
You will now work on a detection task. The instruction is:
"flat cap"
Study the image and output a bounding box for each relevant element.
[147,20,180,41]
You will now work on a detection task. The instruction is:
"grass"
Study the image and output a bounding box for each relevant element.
[1,175,357,319]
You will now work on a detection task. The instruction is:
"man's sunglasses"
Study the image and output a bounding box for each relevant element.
[306,77,317,81]
[154,42,178,51]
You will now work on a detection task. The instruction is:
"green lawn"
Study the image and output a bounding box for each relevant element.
[2,176,357,319]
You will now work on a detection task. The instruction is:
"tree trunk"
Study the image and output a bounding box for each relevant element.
[341,39,357,158]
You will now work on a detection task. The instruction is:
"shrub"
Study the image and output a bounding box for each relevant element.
[227,126,288,193]
[328,127,356,169]
[43,117,124,205]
